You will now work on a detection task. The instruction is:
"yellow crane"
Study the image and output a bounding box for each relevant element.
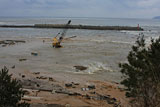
[52,20,71,48]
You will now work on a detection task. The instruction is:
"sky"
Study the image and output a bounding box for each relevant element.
[0,0,160,18]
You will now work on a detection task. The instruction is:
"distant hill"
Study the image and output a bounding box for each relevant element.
[153,16,160,19]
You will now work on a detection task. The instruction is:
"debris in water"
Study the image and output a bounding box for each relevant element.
[19,59,27,61]
[0,40,25,47]
[31,52,38,56]
[11,65,15,69]
[74,65,88,71]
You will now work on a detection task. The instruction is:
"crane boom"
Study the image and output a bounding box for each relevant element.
[58,20,71,43]
[52,20,71,48]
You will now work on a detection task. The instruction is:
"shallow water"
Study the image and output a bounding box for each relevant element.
[0,18,160,82]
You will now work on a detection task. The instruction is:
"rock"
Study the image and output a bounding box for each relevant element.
[33,72,40,75]
[36,84,40,87]
[2,44,6,47]
[68,92,81,96]
[71,82,79,85]
[22,75,25,78]
[0,40,25,47]
[31,52,38,56]
[90,91,96,94]
[19,59,27,61]
[72,86,76,88]
[5,40,26,43]
[37,76,47,79]
[74,65,87,71]
[65,83,72,87]
[88,85,96,90]
[49,77,55,82]
[11,65,15,69]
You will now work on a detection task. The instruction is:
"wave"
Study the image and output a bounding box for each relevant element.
[35,37,52,39]
[120,30,142,35]
[110,41,134,44]
[0,22,6,24]
[90,39,106,43]
[145,36,160,46]
[73,62,113,74]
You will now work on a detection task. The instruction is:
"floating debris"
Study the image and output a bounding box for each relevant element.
[0,40,25,47]
[74,65,88,71]
[19,59,27,62]
[31,52,38,56]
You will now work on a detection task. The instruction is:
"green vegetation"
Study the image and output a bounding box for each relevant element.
[0,66,30,107]
[119,35,160,107]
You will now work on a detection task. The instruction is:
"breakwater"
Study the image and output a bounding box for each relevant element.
[0,24,143,31]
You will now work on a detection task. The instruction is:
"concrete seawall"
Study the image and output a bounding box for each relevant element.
[0,24,143,31]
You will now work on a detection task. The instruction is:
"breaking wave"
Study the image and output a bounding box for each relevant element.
[145,36,160,46]
[73,62,113,74]
[110,41,134,44]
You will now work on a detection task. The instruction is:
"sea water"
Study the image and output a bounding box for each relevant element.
[0,17,160,82]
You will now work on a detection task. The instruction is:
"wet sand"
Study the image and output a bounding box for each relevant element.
[8,65,129,107]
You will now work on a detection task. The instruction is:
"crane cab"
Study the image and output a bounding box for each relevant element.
[52,37,62,48]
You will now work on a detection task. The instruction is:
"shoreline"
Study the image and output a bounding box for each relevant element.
[7,66,129,107]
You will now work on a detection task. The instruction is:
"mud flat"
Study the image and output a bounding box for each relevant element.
[0,24,143,31]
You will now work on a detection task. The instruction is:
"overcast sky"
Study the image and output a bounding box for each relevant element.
[0,0,159,18]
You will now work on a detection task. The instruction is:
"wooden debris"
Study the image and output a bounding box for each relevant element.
[74,65,88,71]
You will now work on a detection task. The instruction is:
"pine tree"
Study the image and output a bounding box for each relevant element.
[0,66,30,107]
[119,35,160,107]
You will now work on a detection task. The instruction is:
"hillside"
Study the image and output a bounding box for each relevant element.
[153,16,160,19]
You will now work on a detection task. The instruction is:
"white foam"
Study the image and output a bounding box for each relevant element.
[111,41,134,44]
[90,39,106,43]
[87,62,113,74]
[120,30,142,35]
[73,62,113,74]
[145,36,160,47]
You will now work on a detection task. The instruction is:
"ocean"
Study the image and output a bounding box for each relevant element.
[0,17,160,82]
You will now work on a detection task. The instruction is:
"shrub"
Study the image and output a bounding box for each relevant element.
[0,66,30,107]
[119,35,160,107]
